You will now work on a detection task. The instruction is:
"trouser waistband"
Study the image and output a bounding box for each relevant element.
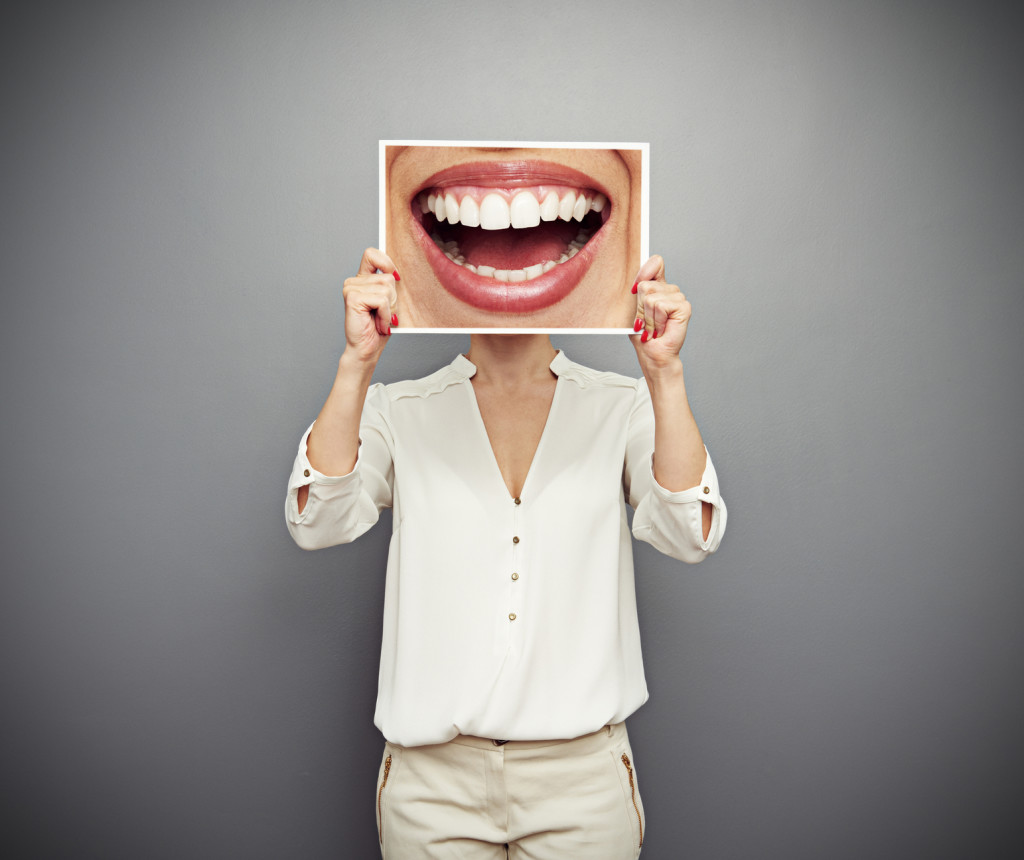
[445,723,622,753]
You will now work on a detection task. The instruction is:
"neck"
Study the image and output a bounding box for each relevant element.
[465,334,557,384]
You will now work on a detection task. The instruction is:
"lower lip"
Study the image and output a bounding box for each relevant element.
[412,214,604,315]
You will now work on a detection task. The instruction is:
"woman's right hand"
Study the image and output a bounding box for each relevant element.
[342,247,401,365]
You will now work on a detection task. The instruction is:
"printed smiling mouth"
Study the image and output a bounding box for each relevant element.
[413,185,611,284]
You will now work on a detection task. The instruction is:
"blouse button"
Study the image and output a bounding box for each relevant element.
[512,536,520,544]
[511,573,519,581]
[303,469,310,477]
[514,497,521,505]
[508,613,517,621]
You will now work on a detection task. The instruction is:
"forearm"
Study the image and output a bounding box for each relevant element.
[644,358,706,490]
[644,358,713,540]
[306,349,378,477]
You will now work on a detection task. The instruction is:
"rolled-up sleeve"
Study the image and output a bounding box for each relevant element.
[285,383,394,551]
[624,381,727,563]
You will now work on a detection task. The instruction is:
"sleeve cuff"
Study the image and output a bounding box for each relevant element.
[287,422,361,491]
[648,446,722,507]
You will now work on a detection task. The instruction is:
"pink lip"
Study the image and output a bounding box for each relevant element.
[418,160,612,195]
[415,227,603,314]
[409,160,610,316]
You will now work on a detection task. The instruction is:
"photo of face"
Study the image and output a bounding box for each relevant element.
[382,142,647,331]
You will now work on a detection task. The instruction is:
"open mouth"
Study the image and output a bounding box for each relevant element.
[408,161,613,316]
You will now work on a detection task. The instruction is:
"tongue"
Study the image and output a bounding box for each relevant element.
[453,221,578,270]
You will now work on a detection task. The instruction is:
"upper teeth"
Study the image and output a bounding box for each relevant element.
[419,188,607,230]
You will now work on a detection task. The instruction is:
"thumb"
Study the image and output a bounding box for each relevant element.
[634,255,665,285]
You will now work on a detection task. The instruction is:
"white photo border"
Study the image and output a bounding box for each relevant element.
[379,140,650,334]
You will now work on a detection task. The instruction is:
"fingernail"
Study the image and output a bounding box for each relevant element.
[387,327,392,336]
[631,281,638,294]
[392,270,401,282]
[633,318,643,332]
[391,314,398,327]
[641,330,649,343]
[652,329,658,339]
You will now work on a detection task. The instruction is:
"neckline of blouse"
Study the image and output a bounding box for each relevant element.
[452,350,569,379]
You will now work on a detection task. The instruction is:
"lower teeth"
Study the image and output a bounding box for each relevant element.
[432,228,592,282]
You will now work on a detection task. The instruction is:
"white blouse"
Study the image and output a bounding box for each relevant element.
[285,351,726,747]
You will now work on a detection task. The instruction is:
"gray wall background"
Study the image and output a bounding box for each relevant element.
[2,1,1021,857]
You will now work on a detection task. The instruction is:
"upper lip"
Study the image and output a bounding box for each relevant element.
[415,160,612,196]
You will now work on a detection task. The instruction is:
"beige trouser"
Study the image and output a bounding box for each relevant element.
[376,722,645,859]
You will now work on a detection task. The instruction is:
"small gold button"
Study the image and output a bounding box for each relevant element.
[303,469,310,477]
[703,486,710,494]
[508,613,517,621]
[511,573,519,581]
[514,497,521,505]
[512,536,520,544]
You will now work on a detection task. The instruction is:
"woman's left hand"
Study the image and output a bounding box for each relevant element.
[631,255,691,371]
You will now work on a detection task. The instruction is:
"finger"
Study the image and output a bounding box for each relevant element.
[357,247,400,279]
[344,282,394,338]
[648,295,672,337]
[633,254,665,286]
[641,295,666,340]
[635,284,648,335]
[635,278,665,333]
[637,284,687,338]
[357,249,401,330]
[632,257,668,336]
[368,287,395,337]
[379,278,399,334]
[343,274,399,313]
[389,279,400,329]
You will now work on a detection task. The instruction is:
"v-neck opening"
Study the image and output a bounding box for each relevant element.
[460,351,564,502]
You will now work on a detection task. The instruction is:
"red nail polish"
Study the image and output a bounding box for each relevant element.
[391,314,398,327]
[392,270,401,282]
[631,282,638,294]
[652,329,658,339]
[633,318,643,332]
[641,330,649,343]
[386,327,392,336]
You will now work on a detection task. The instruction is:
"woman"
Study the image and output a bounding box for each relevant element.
[286,248,726,858]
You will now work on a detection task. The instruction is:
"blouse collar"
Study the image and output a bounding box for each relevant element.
[453,350,569,379]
